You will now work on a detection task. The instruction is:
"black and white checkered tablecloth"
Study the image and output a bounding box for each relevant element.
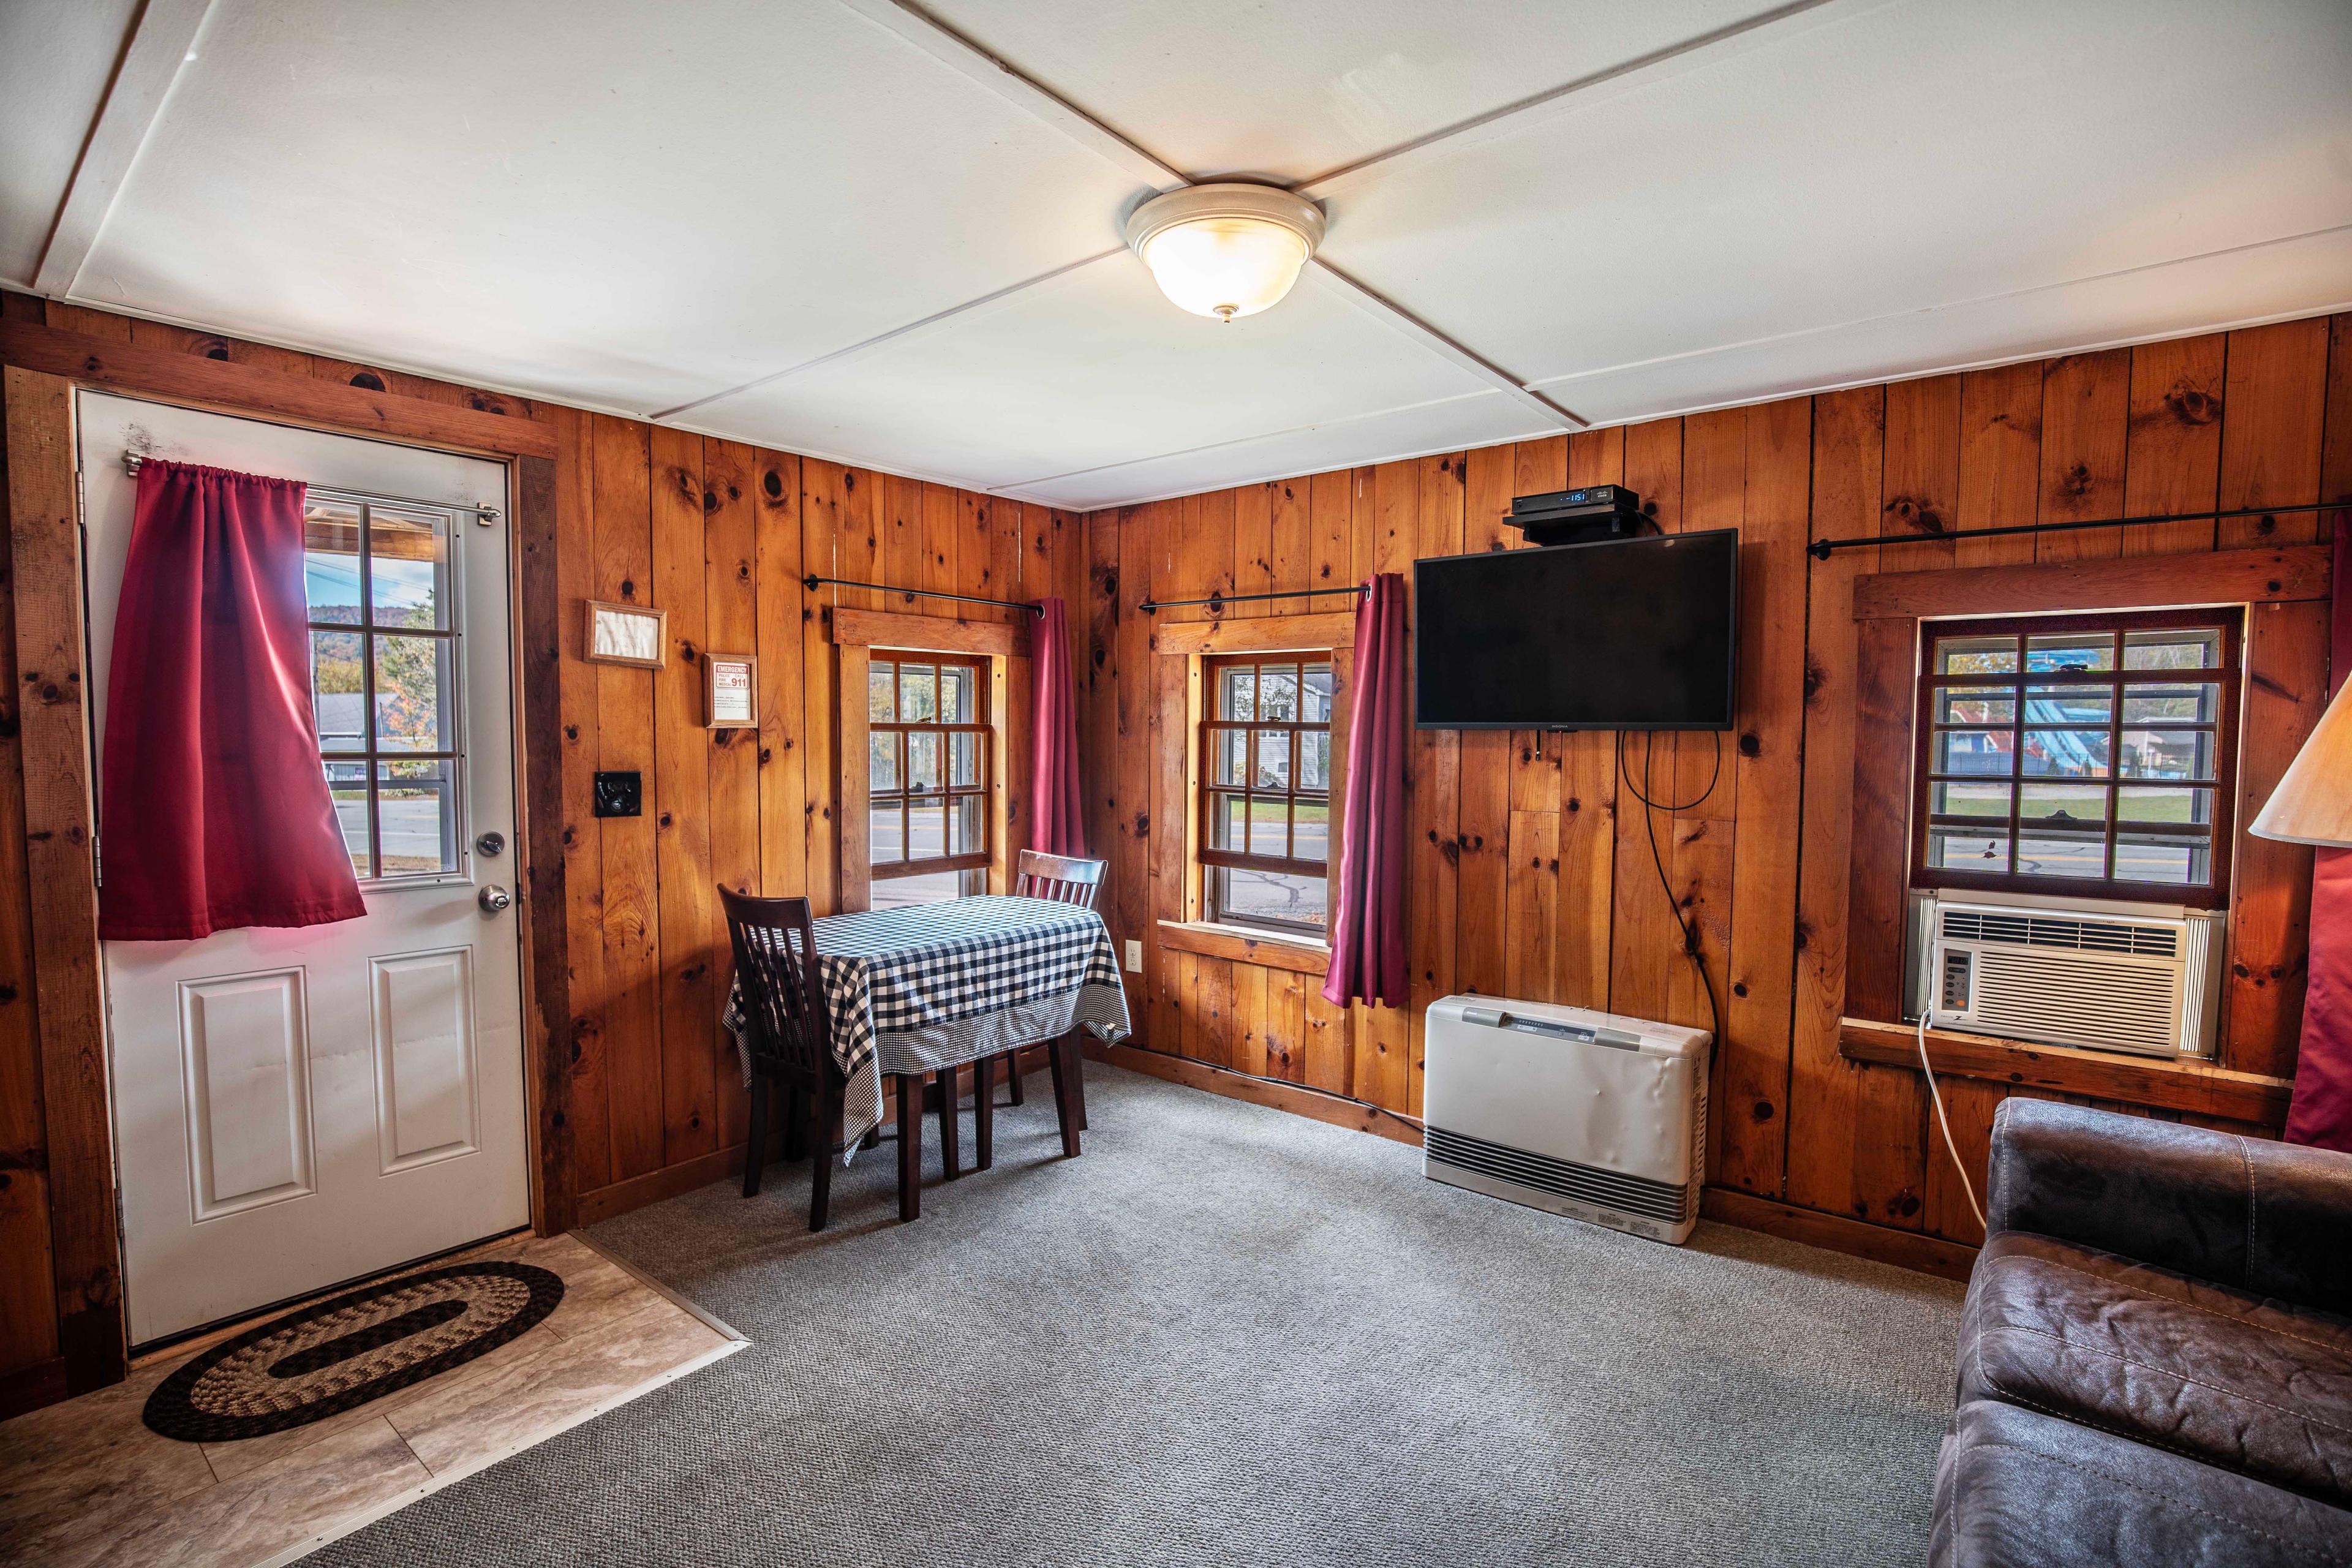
[723,895,1131,1159]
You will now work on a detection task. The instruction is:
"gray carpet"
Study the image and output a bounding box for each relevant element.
[314,1065,1964,1567]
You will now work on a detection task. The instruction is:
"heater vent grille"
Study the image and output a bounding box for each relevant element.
[1425,1125,1691,1224]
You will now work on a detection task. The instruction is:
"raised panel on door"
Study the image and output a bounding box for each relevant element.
[179,968,315,1221]
[371,948,480,1172]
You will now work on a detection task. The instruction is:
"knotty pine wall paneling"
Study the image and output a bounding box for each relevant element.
[1082,311,2348,1265]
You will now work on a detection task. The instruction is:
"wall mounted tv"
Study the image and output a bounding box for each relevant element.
[1414,529,1739,731]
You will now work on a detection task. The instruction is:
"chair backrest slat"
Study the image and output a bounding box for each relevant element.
[717,888,832,1078]
[1013,849,1108,912]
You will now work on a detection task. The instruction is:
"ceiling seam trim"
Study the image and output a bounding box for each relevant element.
[807,0,1581,440]
[1525,221,2352,396]
[647,248,1127,421]
[1292,0,1876,195]
[998,387,1528,490]
[829,0,1187,189]
[32,0,216,298]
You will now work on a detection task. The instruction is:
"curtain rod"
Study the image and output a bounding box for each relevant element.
[1805,500,2339,560]
[121,452,502,524]
[801,575,1045,616]
[1139,584,1369,615]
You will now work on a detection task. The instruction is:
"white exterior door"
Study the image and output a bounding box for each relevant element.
[79,393,530,1346]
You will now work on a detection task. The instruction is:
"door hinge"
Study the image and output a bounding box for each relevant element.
[91,834,100,888]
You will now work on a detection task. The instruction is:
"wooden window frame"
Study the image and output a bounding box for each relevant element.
[830,609,1024,914]
[1909,607,2243,910]
[865,651,992,883]
[1197,652,1334,939]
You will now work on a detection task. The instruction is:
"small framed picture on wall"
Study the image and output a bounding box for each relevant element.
[584,600,666,668]
[705,654,758,728]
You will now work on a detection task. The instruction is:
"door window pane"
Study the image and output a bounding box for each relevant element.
[326,763,369,878]
[312,631,367,752]
[303,500,464,881]
[303,501,365,626]
[377,760,456,876]
[366,507,449,630]
[373,635,450,753]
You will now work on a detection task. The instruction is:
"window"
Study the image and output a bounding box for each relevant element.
[867,653,989,906]
[1201,655,1332,935]
[1912,609,2241,908]
[304,498,462,880]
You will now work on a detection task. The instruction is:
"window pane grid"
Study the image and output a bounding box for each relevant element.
[1202,655,1332,933]
[1912,611,2239,903]
[869,654,990,880]
[304,499,462,881]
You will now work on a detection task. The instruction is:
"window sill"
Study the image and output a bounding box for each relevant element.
[1155,919,1330,976]
[1836,1017,2289,1125]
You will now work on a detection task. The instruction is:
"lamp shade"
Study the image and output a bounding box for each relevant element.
[1125,184,1325,323]
[2251,676,2352,848]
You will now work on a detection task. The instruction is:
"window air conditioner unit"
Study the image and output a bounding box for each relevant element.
[1422,996,1711,1245]
[1904,889,2226,1060]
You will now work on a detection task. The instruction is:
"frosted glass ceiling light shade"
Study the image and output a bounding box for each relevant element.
[1125,184,1326,322]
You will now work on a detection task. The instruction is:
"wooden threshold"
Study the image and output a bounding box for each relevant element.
[1700,1189,1978,1284]
[1838,1017,2291,1125]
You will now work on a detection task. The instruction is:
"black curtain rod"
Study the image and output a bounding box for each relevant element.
[1806,500,2340,560]
[802,576,1044,616]
[1139,584,1368,615]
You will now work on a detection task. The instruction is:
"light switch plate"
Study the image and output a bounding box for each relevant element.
[1124,940,1142,973]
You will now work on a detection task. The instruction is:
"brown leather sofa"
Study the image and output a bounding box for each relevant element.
[1930,1098,2352,1566]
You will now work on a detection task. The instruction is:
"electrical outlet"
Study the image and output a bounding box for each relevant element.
[1124,940,1142,973]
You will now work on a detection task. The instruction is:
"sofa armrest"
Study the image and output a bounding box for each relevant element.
[1986,1097,2352,1314]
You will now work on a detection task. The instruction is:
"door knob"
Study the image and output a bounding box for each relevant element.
[478,885,512,914]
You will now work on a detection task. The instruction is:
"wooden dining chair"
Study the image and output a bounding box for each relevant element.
[994,850,1109,1128]
[722,887,907,1231]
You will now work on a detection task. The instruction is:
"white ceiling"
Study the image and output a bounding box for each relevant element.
[5,0,2348,509]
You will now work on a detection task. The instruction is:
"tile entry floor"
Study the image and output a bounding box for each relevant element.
[0,1231,744,1567]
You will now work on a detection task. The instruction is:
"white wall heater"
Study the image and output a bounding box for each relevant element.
[1423,995,1712,1245]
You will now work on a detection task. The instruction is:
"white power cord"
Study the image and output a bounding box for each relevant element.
[1917,1005,1985,1231]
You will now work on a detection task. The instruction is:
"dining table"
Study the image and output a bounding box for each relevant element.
[723,893,1131,1159]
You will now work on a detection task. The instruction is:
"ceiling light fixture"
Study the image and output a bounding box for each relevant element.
[1124,184,1326,323]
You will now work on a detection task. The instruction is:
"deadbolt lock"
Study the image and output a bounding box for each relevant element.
[475,831,507,858]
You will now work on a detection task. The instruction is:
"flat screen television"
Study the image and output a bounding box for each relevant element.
[1414,529,1738,731]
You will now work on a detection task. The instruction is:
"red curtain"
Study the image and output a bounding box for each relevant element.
[2286,526,2352,1150]
[99,460,365,941]
[1027,596,1085,858]
[1324,573,1409,1008]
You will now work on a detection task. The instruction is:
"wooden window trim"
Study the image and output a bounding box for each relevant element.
[1195,652,1334,938]
[835,641,1009,912]
[1907,607,2243,910]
